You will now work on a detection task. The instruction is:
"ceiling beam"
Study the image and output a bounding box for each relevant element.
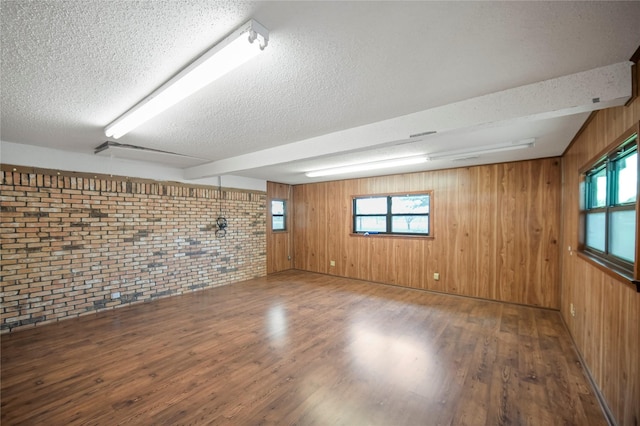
[184,62,632,180]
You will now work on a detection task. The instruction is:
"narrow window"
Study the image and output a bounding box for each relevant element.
[271,199,286,231]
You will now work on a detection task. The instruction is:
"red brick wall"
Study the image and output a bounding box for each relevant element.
[0,168,266,332]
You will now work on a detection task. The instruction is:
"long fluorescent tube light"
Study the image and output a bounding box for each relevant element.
[428,139,535,161]
[305,156,428,178]
[104,19,269,139]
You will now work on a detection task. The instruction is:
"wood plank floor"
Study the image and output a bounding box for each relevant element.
[1,270,605,425]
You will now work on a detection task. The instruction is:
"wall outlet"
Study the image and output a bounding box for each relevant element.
[330,260,335,267]
[570,303,576,317]
[111,292,121,299]
[433,272,440,281]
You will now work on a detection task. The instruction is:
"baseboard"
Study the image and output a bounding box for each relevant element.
[560,315,617,426]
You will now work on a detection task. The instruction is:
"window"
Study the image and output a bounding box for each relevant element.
[353,193,431,236]
[581,132,638,275]
[271,199,286,231]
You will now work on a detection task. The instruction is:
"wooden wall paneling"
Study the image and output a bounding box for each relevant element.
[312,183,322,273]
[476,164,498,301]
[497,162,516,304]
[521,161,539,305]
[542,160,561,307]
[292,157,561,309]
[448,168,465,296]
[439,169,457,296]
[305,184,318,272]
[331,180,346,277]
[292,184,305,270]
[266,182,293,274]
[462,167,480,298]
[559,55,639,425]
[513,160,531,305]
[317,183,328,274]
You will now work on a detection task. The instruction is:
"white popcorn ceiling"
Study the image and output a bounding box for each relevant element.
[1,1,639,184]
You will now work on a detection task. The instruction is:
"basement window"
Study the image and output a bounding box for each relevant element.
[353,192,431,236]
[271,199,286,231]
[580,131,638,281]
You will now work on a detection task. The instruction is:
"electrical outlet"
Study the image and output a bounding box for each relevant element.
[330,260,335,267]
[433,272,440,281]
[570,303,576,317]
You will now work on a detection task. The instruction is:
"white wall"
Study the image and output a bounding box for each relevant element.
[0,141,266,192]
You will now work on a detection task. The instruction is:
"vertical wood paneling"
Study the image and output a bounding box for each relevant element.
[560,60,639,426]
[266,181,293,273]
[292,158,561,309]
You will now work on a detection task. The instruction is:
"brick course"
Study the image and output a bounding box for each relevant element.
[0,168,266,332]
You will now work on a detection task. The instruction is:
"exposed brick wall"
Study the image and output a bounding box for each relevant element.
[0,168,266,332]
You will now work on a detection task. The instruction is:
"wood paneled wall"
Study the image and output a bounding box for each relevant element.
[266,181,293,273]
[291,158,561,308]
[560,63,640,426]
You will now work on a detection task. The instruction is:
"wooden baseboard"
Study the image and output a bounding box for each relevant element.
[560,314,617,426]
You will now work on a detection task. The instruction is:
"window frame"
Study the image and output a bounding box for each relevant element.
[578,124,639,290]
[351,191,433,238]
[270,199,287,232]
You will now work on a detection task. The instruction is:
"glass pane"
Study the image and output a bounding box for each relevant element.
[391,215,429,234]
[355,197,387,214]
[355,216,386,232]
[615,151,637,204]
[272,216,285,230]
[391,195,430,214]
[271,200,285,215]
[589,167,607,208]
[585,212,606,252]
[610,210,636,262]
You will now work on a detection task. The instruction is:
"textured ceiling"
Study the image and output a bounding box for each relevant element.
[1,1,639,184]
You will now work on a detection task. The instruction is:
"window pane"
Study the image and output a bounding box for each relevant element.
[272,216,285,230]
[355,197,387,214]
[391,215,429,234]
[391,195,430,214]
[589,167,607,208]
[355,216,386,232]
[615,151,637,204]
[585,212,606,252]
[271,200,285,215]
[610,210,636,262]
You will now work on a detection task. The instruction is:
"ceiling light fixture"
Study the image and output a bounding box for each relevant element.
[104,19,269,139]
[305,156,428,178]
[428,138,535,161]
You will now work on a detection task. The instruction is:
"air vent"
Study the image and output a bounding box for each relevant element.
[409,130,437,138]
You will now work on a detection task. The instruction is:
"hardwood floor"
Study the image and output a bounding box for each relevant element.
[1,271,605,425]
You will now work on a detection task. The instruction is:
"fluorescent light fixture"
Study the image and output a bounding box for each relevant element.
[428,138,535,161]
[305,156,428,178]
[104,19,269,139]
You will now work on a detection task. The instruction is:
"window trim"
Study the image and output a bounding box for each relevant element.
[270,199,287,232]
[578,123,640,291]
[351,191,433,238]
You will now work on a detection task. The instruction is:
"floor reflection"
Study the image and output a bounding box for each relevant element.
[266,303,288,348]
[348,321,434,396]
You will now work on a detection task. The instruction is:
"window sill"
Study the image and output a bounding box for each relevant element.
[350,232,434,240]
[576,251,639,292]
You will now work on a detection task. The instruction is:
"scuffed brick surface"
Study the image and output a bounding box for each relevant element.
[0,170,266,332]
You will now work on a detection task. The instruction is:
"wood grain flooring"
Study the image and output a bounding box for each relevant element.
[1,271,605,425]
